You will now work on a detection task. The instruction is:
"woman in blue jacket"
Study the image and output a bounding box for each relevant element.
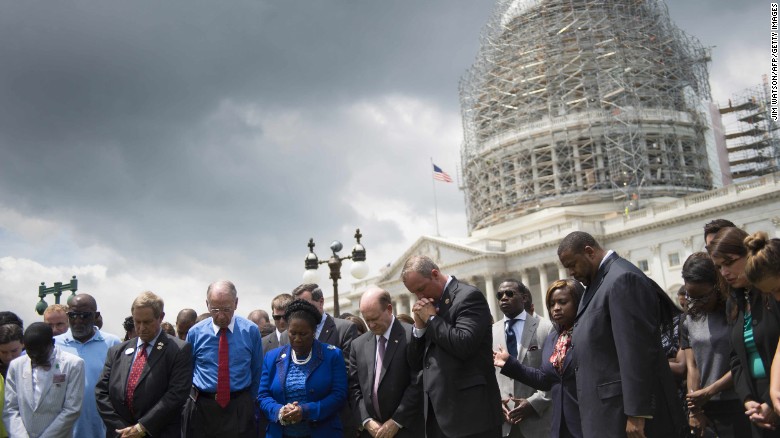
[494,279,584,438]
[258,299,347,438]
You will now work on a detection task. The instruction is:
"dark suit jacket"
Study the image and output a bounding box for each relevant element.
[572,253,684,438]
[280,314,358,437]
[348,319,423,437]
[258,341,347,438]
[729,288,780,437]
[95,332,192,438]
[262,331,280,357]
[501,330,582,438]
[407,277,503,438]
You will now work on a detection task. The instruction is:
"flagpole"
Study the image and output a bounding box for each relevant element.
[431,157,440,236]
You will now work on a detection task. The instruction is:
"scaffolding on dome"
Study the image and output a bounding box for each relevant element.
[719,77,780,181]
[459,0,715,231]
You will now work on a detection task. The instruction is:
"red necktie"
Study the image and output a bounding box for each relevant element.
[126,343,148,415]
[216,328,230,408]
[372,336,386,418]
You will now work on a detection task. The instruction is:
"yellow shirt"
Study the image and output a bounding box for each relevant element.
[0,373,7,438]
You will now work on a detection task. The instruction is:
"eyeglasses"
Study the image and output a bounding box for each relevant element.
[686,292,714,306]
[496,291,516,300]
[272,315,285,321]
[207,307,235,315]
[67,311,95,320]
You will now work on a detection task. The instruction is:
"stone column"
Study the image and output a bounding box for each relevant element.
[484,275,498,323]
[395,295,409,315]
[537,265,549,319]
[520,269,530,290]
[558,266,568,282]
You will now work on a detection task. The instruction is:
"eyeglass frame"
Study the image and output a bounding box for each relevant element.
[207,306,236,315]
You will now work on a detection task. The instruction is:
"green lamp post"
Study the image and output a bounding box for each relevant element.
[35,276,78,315]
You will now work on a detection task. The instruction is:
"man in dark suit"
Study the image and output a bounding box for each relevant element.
[280,284,359,437]
[557,231,684,438]
[348,287,423,438]
[261,293,292,356]
[96,291,193,438]
[403,255,503,438]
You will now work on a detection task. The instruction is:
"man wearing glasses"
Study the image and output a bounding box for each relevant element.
[55,293,122,437]
[182,280,262,438]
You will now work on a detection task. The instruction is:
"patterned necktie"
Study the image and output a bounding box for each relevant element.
[216,328,230,408]
[505,320,518,358]
[126,342,148,414]
[372,335,387,419]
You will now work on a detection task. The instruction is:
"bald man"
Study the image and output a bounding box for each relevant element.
[348,287,423,437]
[176,309,198,341]
[247,309,270,328]
[183,281,262,438]
[55,293,121,438]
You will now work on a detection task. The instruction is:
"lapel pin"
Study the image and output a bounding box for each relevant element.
[125,348,135,355]
[281,353,287,359]
[445,298,450,305]
[394,339,399,343]
[156,345,163,350]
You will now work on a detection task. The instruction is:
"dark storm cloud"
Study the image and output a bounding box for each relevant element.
[0,1,492,273]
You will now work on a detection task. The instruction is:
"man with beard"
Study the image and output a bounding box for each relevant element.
[55,294,122,437]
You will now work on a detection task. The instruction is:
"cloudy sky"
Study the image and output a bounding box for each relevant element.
[0,0,767,335]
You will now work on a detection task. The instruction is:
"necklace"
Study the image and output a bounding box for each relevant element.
[291,349,312,365]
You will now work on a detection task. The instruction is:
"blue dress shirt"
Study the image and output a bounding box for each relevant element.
[55,328,121,438]
[187,316,263,395]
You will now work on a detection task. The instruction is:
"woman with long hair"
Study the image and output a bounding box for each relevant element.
[493,279,584,438]
[743,231,780,415]
[709,227,780,436]
[681,252,750,437]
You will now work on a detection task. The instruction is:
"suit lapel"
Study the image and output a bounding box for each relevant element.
[32,357,53,411]
[366,334,378,386]
[378,320,403,384]
[319,315,336,345]
[576,252,617,319]
[517,314,537,362]
[137,333,168,386]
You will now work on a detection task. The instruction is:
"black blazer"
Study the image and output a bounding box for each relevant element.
[729,288,780,438]
[501,330,581,438]
[95,332,192,438]
[572,253,684,438]
[407,277,503,437]
[348,319,423,437]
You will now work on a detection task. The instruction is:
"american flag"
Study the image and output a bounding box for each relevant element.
[432,164,453,183]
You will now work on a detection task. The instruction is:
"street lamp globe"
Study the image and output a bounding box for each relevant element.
[302,268,320,284]
[350,261,369,279]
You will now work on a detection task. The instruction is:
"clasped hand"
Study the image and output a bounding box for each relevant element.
[501,397,532,424]
[280,401,303,424]
[412,298,437,329]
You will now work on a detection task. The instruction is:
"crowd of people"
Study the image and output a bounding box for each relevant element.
[2,220,780,437]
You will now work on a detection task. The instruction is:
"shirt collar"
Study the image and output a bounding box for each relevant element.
[318,312,328,329]
[377,315,395,341]
[598,250,615,270]
[135,329,162,348]
[62,327,103,344]
[211,316,235,334]
[507,310,527,323]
